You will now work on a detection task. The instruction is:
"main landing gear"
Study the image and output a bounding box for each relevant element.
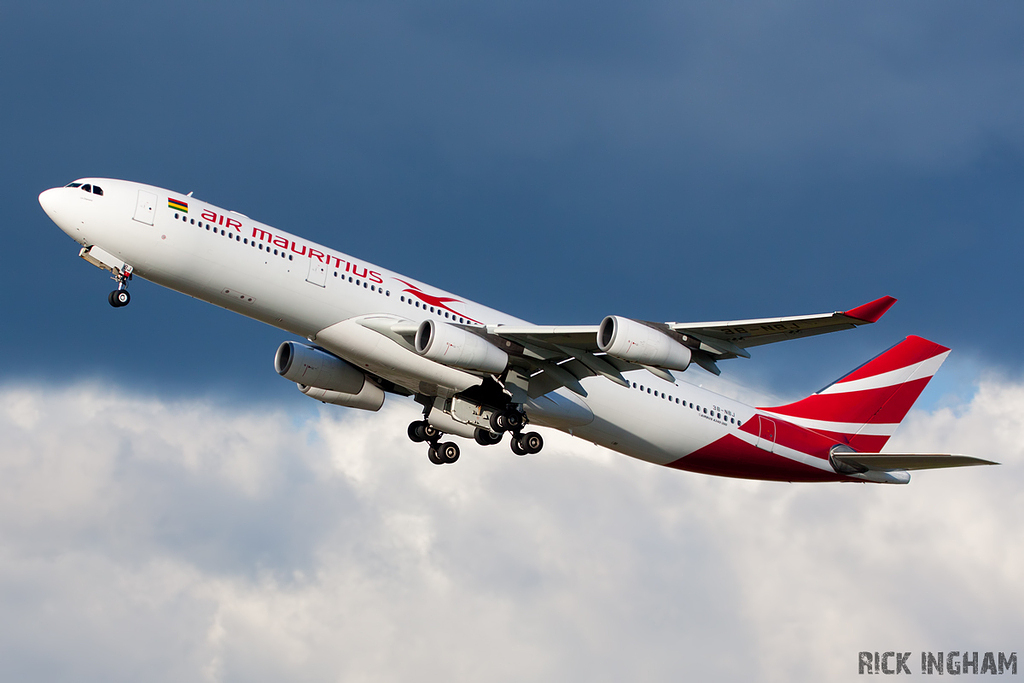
[406,403,543,466]
[408,420,460,465]
[490,405,543,457]
[108,265,133,308]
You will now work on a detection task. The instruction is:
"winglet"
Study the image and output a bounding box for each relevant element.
[844,296,897,323]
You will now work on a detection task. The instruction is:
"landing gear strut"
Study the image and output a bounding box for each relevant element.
[409,420,460,465]
[108,265,133,308]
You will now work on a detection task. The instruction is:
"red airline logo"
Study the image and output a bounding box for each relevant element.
[396,279,480,324]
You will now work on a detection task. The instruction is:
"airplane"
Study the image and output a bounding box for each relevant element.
[38,178,995,483]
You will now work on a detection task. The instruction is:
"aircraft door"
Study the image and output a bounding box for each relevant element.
[756,415,776,453]
[133,190,156,225]
[306,258,327,287]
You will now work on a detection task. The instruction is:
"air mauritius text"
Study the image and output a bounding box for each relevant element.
[859,652,1017,675]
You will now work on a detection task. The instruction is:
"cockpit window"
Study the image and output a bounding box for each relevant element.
[92,186,103,195]
[66,183,82,188]
[82,184,92,192]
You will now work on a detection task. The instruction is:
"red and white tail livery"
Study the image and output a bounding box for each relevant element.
[39,178,994,484]
[762,336,950,452]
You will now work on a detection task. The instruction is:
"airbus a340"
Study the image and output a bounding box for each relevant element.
[39,179,993,483]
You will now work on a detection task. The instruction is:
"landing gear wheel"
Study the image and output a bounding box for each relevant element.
[521,431,543,454]
[408,421,426,443]
[109,290,130,307]
[409,421,440,443]
[489,411,508,433]
[510,436,528,456]
[474,428,502,446]
[439,441,460,464]
[427,446,443,465]
[504,410,525,431]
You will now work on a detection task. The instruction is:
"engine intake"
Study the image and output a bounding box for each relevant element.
[275,342,366,394]
[597,316,692,372]
[414,320,508,374]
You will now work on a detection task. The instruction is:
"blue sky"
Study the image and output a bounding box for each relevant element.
[2,3,1023,681]
[4,0,1024,398]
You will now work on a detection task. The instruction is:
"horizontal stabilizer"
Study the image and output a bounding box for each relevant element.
[833,453,998,472]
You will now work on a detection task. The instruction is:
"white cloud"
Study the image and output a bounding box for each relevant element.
[0,379,1020,682]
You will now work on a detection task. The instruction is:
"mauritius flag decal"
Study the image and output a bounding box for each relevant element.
[168,197,188,213]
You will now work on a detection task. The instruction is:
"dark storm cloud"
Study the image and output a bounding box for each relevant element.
[2,1,1022,394]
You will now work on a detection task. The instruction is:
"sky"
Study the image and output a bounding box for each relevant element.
[2,1,1023,680]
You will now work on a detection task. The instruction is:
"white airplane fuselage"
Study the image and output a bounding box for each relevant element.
[40,178,942,484]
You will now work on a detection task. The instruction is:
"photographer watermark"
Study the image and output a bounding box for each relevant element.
[858,651,1017,675]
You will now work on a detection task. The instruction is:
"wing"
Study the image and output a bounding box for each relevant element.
[486,296,897,394]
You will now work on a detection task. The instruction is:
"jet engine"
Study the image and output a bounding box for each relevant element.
[414,320,508,374]
[597,316,692,371]
[275,341,366,394]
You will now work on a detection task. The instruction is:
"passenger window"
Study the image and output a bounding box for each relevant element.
[92,186,103,195]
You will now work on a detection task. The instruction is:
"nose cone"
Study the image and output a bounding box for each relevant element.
[38,187,61,221]
[39,187,80,241]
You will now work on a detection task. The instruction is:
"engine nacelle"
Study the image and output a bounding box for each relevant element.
[414,320,509,374]
[299,382,385,412]
[597,316,692,372]
[275,342,366,394]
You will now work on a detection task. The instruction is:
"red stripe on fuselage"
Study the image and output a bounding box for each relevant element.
[666,433,850,483]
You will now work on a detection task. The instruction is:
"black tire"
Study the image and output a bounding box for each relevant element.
[440,441,460,464]
[489,411,508,433]
[504,410,524,431]
[113,290,130,307]
[423,424,441,440]
[474,428,502,446]
[409,421,426,443]
[510,436,527,456]
[522,432,543,454]
[108,291,119,307]
[427,446,443,465]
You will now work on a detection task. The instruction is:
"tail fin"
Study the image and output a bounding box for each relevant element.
[761,335,950,451]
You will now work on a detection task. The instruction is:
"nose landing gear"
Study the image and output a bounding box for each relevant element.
[108,265,133,308]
